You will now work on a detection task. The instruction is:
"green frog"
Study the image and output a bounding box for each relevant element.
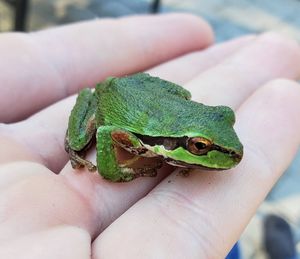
[65,73,243,182]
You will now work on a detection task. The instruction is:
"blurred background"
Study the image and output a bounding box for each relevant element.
[2,0,300,41]
[1,0,300,258]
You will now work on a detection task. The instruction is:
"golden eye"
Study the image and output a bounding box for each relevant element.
[187,137,212,155]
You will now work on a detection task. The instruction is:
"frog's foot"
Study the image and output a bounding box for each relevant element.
[69,149,97,172]
[114,167,158,182]
[65,137,96,172]
[178,168,190,177]
[120,156,163,178]
[132,167,158,178]
[121,159,162,179]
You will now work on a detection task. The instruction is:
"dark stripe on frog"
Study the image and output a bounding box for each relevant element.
[134,133,241,159]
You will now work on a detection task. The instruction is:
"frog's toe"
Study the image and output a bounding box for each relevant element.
[135,168,158,178]
[87,163,97,172]
[70,159,83,169]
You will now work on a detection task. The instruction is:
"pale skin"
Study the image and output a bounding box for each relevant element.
[0,14,300,258]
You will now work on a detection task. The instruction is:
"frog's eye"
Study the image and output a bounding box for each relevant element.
[187,137,212,155]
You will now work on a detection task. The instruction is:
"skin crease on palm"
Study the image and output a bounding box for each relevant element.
[0,14,300,259]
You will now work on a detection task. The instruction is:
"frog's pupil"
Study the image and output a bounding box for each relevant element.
[195,142,207,150]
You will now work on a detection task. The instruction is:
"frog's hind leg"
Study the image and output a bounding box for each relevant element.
[65,88,97,171]
[96,126,162,182]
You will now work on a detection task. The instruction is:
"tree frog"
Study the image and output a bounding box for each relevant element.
[65,73,243,182]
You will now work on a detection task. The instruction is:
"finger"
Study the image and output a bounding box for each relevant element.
[185,32,300,108]
[2,35,255,172]
[0,13,213,122]
[92,79,300,258]
[147,35,255,84]
[0,226,90,259]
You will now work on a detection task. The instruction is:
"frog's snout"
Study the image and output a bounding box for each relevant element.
[230,149,243,162]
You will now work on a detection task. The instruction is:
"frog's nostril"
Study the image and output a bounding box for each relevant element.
[231,151,243,161]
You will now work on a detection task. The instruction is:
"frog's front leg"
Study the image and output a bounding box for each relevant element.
[96,126,162,182]
[65,88,97,171]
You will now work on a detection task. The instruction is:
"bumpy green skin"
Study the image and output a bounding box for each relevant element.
[67,73,243,182]
[95,73,241,150]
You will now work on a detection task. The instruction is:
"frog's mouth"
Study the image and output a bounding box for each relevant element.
[164,158,220,170]
[164,155,241,170]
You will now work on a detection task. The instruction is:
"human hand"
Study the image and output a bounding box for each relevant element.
[0,14,300,258]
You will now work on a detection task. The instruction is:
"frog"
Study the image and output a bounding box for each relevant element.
[65,73,243,182]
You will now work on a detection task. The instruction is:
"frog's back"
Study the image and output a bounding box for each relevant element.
[95,73,233,139]
[108,73,191,100]
[95,73,190,133]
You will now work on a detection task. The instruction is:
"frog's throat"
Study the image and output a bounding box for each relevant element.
[164,158,225,170]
